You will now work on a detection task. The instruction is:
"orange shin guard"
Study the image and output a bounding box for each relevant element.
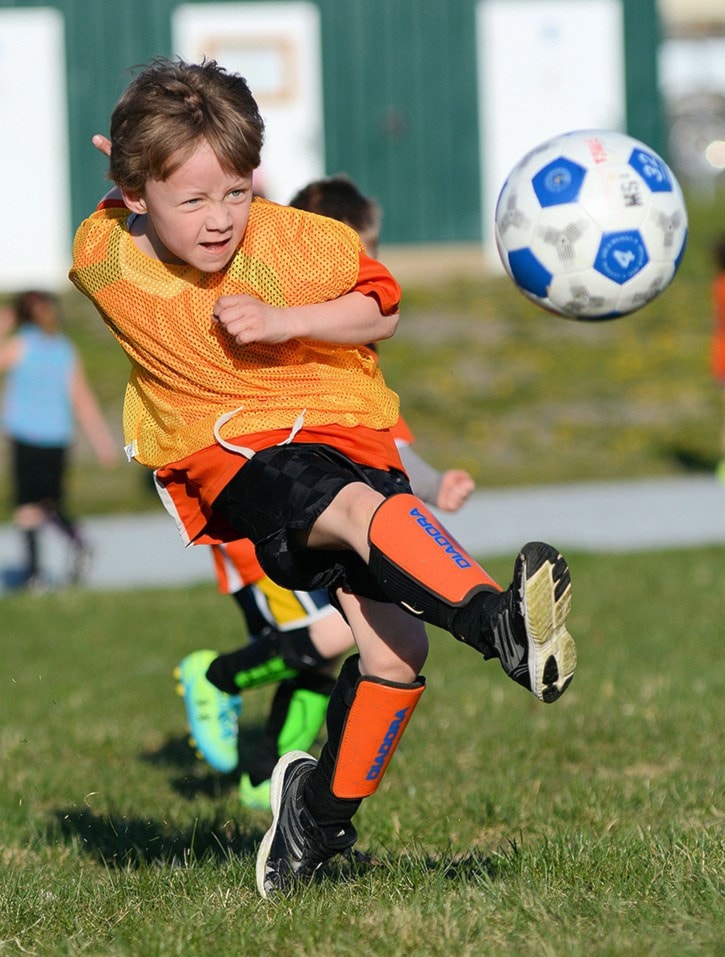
[368,494,501,620]
[331,674,425,799]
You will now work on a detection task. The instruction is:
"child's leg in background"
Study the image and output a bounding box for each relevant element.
[176,578,354,804]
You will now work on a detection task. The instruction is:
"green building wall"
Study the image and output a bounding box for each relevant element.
[0,0,665,245]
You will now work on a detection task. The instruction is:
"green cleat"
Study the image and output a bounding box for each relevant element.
[174,650,241,773]
[240,773,272,811]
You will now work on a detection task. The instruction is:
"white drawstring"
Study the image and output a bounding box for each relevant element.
[213,405,307,458]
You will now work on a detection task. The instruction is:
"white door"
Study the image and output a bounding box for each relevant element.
[173,2,324,205]
[477,0,626,262]
[0,9,70,290]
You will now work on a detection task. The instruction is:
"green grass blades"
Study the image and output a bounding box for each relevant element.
[0,547,723,955]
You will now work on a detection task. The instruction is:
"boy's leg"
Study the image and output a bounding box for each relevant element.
[216,451,575,698]
[366,494,576,703]
[257,601,427,898]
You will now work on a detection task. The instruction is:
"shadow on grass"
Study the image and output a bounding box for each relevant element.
[139,733,237,800]
[322,846,503,888]
[140,734,200,771]
[50,807,264,868]
[139,728,267,800]
[666,444,719,473]
[49,808,504,889]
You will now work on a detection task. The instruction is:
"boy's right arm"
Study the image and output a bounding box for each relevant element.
[213,291,398,348]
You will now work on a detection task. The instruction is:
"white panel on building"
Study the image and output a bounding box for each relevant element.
[0,9,70,291]
[173,2,324,205]
[477,0,626,261]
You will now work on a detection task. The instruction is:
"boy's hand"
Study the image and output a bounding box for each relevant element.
[213,295,291,345]
[92,134,112,157]
[436,469,475,512]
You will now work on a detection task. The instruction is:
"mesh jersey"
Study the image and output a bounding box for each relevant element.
[70,198,401,467]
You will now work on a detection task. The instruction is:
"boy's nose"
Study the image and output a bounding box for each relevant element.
[206,205,233,230]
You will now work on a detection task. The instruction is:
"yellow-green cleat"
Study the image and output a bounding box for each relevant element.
[174,649,241,773]
[240,773,272,811]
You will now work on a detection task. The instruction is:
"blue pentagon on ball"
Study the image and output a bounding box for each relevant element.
[532,157,587,207]
[628,149,673,193]
[508,247,552,298]
[594,230,649,284]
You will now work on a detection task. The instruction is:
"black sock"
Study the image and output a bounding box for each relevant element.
[303,656,363,827]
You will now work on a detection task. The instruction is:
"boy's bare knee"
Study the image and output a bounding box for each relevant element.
[308,482,383,551]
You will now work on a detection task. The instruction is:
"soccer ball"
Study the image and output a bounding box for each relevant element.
[494,130,688,320]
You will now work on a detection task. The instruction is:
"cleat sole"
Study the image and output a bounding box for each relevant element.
[519,543,577,703]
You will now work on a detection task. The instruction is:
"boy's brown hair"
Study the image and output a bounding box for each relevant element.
[108,57,265,192]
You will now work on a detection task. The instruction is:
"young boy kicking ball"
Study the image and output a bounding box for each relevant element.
[173,174,475,812]
[71,57,576,898]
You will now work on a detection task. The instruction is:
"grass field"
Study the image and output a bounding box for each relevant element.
[1,547,723,956]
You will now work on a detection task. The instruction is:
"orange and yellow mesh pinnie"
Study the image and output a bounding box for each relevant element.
[70,200,400,467]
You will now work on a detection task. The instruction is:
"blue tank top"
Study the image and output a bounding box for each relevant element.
[2,326,77,445]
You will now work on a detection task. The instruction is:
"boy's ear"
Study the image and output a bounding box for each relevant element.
[120,187,147,215]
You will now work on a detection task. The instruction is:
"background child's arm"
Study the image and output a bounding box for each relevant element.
[70,362,119,467]
[0,306,21,371]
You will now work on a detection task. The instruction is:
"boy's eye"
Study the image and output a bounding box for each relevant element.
[229,188,248,199]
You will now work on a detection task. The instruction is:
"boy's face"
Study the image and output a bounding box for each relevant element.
[121,140,254,273]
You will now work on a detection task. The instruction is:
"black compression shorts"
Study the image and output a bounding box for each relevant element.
[213,442,411,597]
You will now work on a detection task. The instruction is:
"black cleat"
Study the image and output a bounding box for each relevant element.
[256,751,358,898]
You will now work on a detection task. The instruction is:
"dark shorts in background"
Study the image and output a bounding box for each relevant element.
[213,442,411,597]
[11,439,67,506]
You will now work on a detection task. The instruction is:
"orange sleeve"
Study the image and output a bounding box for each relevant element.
[390,414,415,445]
[712,275,725,380]
[96,196,127,211]
[354,252,401,316]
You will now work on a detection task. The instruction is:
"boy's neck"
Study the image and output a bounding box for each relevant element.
[127,213,184,265]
